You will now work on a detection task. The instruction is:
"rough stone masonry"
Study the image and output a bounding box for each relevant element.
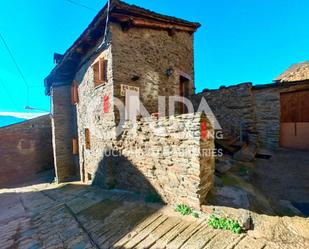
[45,0,215,209]
[194,80,309,151]
[0,115,54,187]
[86,114,214,209]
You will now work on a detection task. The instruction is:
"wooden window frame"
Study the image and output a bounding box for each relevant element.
[93,58,108,87]
[85,128,91,149]
[71,80,79,105]
[72,138,79,155]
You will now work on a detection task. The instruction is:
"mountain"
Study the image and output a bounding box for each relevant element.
[0,116,27,128]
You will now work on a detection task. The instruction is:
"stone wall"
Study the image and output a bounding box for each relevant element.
[253,82,309,150]
[75,46,116,182]
[193,83,258,145]
[88,113,214,209]
[253,88,280,150]
[0,115,53,188]
[194,81,309,151]
[51,85,77,182]
[74,42,214,208]
[111,23,195,114]
[48,5,213,208]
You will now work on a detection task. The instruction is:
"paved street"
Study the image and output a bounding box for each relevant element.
[0,180,308,249]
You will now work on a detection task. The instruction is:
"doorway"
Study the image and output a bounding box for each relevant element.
[280,90,309,150]
[179,75,190,114]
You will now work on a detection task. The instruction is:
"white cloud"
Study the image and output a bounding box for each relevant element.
[0,112,49,120]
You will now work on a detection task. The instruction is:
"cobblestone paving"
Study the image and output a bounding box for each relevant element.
[0,181,308,249]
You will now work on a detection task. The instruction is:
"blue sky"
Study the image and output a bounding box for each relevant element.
[0,0,308,117]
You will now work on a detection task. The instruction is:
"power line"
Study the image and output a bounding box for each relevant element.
[65,0,97,12]
[98,0,111,50]
[0,32,30,105]
[0,78,19,111]
[0,33,30,88]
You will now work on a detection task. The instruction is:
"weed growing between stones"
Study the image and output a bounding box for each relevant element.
[175,204,199,218]
[175,204,192,215]
[208,215,242,234]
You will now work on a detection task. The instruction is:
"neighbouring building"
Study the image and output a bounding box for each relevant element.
[194,61,309,151]
[0,115,54,188]
[45,0,214,209]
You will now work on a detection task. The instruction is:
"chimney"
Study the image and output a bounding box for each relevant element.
[53,53,63,65]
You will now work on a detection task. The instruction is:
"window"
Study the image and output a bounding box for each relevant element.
[85,128,91,149]
[71,80,79,104]
[93,58,108,87]
[72,138,79,155]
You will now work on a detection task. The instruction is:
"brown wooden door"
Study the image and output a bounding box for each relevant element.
[280,90,309,150]
[179,76,190,114]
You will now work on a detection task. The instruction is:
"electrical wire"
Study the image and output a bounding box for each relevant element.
[97,0,111,50]
[0,1,98,111]
[0,33,30,106]
[0,1,100,110]
[65,0,97,12]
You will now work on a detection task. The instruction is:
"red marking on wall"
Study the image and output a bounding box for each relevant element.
[103,96,109,113]
[201,120,208,140]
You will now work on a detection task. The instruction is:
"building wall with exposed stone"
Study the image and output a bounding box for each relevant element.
[0,115,54,187]
[91,113,214,209]
[71,25,214,208]
[51,85,77,182]
[193,83,258,146]
[253,87,280,150]
[74,46,116,183]
[193,81,309,151]
[253,81,309,150]
[111,23,196,115]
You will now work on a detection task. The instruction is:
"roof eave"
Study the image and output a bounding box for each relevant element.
[44,0,201,95]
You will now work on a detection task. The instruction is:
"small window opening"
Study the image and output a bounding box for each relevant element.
[85,128,91,149]
[72,138,79,155]
[93,58,108,87]
[71,80,79,104]
[87,173,92,181]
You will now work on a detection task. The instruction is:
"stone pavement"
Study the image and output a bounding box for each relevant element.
[0,180,308,249]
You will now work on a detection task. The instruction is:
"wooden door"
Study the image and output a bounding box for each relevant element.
[179,76,190,114]
[280,90,309,150]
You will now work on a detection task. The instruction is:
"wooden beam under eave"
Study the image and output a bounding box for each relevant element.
[110,13,197,33]
[133,19,197,32]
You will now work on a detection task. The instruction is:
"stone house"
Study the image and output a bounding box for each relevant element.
[195,61,309,151]
[44,0,308,208]
[45,0,214,209]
